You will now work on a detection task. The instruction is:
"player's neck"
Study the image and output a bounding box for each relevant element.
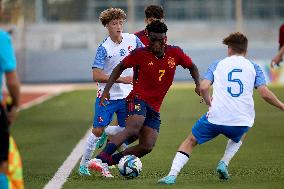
[228,52,246,57]
[110,35,123,44]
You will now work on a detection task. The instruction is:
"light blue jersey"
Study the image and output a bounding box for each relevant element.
[203,55,266,127]
[0,30,17,101]
[92,33,143,100]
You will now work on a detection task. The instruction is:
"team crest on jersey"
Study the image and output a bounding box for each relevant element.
[168,57,176,68]
[148,61,153,66]
[135,104,141,111]
[120,49,126,56]
[128,45,133,52]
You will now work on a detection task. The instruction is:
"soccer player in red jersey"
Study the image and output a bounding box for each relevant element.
[271,24,284,67]
[88,21,201,176]
[134,5,165,46]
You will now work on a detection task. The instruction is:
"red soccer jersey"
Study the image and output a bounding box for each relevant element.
[279,24,284,48]
[134,30,149,46]
[122,45,193,112]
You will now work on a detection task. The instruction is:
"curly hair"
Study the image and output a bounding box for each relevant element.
[223,32,248,53]
[145,5,164,19]
[99,8,126,26]
[146,20,168,34]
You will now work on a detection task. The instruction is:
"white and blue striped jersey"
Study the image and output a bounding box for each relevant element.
[203,55,266,127]
[92,33,143,100]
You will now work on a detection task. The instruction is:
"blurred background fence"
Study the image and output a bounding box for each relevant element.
[1,0,283,83]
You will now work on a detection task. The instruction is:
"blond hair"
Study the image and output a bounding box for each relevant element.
[99,8,126,26]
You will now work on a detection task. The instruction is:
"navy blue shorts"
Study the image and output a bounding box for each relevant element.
[192,114,249,144]
[93,98,127,128]
[127,98,161,132]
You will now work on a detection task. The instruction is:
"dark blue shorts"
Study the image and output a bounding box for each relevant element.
[127,98,161,132]
[93,98,127,128]
[192,114,249,144]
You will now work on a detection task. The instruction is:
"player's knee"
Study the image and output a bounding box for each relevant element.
[124,128,140,139]
[139,144,154,155]
[92,127,104,137]
[186,135,197,146]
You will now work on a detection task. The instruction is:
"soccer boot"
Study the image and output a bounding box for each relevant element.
[158,175,176,184]
[216,161,229,180]
[88,158,114,178]
[96,132,108,149]
[78,165,91,176]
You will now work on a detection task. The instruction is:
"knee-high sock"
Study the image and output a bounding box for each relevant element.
[221,139,242,166]
[105,125,124,135]
[168,151,190,177]
[0,173,8,189]
[80,133,100,166]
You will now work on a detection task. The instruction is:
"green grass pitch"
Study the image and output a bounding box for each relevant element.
[11,86,284,189]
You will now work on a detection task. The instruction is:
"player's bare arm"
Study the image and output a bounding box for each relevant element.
[200,79,212,106]
[100,62,127,106]
[271,45,284,67]
[188,63,201,95]
[257,85,284,111]
[5,70,20,125]
[93,68,132,84]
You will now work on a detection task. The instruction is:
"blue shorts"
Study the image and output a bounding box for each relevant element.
[127,98,161,132]
[192,114,249,144]
[93,98,127,128]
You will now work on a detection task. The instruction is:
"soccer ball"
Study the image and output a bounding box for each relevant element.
[118,155,142,179]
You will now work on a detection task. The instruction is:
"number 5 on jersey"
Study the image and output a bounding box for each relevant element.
[159,70,165,81]
[227,69,243,97]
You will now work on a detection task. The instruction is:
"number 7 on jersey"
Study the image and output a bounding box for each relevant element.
[159,70,165,81]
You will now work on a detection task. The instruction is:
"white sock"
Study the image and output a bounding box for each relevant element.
[80,133,100,166]
[168,151,190,177]
[105,125,125,135]
[221,139,242,166]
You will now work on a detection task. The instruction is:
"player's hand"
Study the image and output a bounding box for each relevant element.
[121,76,133,84]
[195,85,201,96]
[7,106,18,126]
[271,54,282,68]
[100,91,110,106]
[281,103,284,111]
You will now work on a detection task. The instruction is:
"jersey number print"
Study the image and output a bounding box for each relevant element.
[227,69,243,97]
[159,70,165,81]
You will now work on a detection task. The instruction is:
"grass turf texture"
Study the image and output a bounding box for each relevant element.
[11,86,284,189]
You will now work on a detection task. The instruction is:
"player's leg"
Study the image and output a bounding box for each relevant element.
[0,105,9,189]
[95,98,147,164]
[159,114,218,184]
[158,133,197,184]
[217,126,249,180]
[109,125,159,165]
[79,98,113,176]
[87,114,145,177]
[110,101,161,163]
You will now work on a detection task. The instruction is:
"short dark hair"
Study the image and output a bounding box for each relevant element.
[223,32,248,53]
[146,20,168,34]
[145,5,164,19]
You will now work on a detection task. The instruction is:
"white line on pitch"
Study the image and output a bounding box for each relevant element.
[43,128,91,189]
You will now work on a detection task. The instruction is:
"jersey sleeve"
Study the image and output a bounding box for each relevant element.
[0,32,17,72]
[176,47,193,69]
[122,51,138,68]
[135,36,144,48]
[203,60,220,82]
[252,62,266,88]
[92,45,107,69]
